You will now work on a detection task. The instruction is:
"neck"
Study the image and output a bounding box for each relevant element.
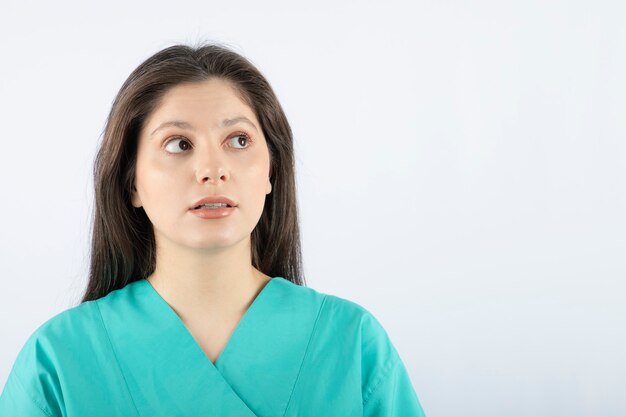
[146,233,271,324]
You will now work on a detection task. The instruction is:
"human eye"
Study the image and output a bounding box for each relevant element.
[228,132,253,150]
[164,136,192,154]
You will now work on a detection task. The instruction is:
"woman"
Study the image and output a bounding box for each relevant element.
[0,43,426,416]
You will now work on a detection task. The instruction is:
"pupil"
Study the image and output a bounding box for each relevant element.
[179,141,189,150]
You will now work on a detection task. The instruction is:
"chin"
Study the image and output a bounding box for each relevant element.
[186,232,250,250]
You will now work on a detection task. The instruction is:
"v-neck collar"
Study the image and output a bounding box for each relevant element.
[139,276,277,368]
[95,276,327,417]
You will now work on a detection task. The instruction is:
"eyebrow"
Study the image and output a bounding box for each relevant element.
[150,116,258,136]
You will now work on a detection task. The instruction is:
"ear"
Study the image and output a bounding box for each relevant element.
[266,176,272,195]
[266,164,272,195]
[131,184,142,208]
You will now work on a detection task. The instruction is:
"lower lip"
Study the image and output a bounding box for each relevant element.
[189,207,236,219]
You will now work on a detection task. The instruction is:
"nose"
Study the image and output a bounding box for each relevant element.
[195,152,229,184]
[197,167,229,184]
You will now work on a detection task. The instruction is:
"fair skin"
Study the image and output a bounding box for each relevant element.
[131,78,273,363]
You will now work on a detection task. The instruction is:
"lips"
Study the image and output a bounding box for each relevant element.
[190,196,238,210]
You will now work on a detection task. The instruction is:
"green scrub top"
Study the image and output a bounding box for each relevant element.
[0,277,426,416]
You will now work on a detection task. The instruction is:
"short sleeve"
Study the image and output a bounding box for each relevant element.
[360,312,426,416]
[362,355,426,417]
[0,329,63,417]
[0,368,53,417]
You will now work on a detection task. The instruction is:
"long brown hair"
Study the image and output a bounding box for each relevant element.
[81,42,305,302]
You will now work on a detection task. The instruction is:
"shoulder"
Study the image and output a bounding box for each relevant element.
[295,282,401,366]
[278,278,397,352]
[3,283,142,415]
[325,293,400,361]
[17,300,100,357]
[315,285,397,346]
[2,301,101,416]
[277,277,373,316]
[319,292,410,407]
[314,288,403,394]
[9,299,103,375]
[288,282,406,404]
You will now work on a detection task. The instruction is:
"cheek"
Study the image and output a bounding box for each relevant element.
[245,144,270,176]
[242,153,270,186]
[136,155,184,203]
[238,156,270,205]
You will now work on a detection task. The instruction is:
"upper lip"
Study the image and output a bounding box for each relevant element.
[190,196,238,209]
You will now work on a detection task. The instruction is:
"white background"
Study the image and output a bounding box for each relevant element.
[1,1,625,416]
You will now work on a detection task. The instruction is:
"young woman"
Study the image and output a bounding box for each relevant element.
[0,43,426,416]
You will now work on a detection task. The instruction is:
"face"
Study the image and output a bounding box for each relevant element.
[131,78,272,251]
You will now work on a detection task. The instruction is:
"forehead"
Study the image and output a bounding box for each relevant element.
[146,78,257,127]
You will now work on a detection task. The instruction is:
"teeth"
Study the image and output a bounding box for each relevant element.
[197,203,229,209]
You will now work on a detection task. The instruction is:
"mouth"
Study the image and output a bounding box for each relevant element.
[189,203,236,219]
[190,196,238,210]
[191,203,234,210]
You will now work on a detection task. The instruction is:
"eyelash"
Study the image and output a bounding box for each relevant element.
[163,132,253,154]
